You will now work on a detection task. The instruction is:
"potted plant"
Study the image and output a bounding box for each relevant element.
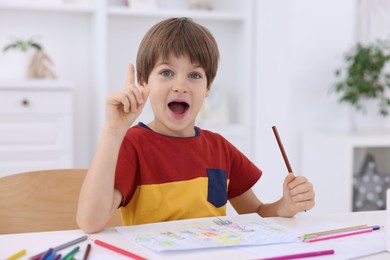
[1,37,42,80]
[3,37,43,53]
[1,37,56,79]
[332,39,390,117]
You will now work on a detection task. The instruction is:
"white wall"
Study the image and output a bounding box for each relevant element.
[253,0,356,202]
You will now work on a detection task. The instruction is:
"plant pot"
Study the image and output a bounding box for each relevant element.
[350,98,388,134]
[0,50,32,80]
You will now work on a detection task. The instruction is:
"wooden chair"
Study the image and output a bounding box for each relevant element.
[0,169,122,234]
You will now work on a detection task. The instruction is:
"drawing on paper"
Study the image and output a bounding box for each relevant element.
[116,213,300,252]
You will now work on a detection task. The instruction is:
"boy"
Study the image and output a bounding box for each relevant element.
[77,17,315,233]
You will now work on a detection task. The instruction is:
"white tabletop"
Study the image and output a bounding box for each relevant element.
[0,210,388,260]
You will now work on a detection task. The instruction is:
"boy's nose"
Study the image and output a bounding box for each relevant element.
[172,78,189,93]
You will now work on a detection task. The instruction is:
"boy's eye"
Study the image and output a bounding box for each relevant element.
[161,71,173,77]
[189,73,201,79]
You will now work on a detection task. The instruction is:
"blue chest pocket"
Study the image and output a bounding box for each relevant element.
[207,168,227,208]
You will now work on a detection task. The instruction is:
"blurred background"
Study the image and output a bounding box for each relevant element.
[1,0,390,214]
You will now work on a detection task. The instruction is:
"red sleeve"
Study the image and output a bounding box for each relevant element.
[225,141,262,199]
[114,136,139,207]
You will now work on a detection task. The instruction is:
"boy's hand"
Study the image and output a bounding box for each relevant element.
[280,172,315,216]
[105,64,150,129]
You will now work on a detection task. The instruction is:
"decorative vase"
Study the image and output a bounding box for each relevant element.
[0,50,32,80]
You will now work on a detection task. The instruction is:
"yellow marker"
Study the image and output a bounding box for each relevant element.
[5,249,26,260]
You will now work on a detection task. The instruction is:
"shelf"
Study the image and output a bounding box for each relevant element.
[108,6,245,21]
[0,2,94,14]
[0,79,74,90]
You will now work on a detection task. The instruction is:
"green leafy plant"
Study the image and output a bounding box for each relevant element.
[333,39,390,116]
[3,37,43,53]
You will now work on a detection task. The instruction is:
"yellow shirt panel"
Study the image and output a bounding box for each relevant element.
[120,177,227,225]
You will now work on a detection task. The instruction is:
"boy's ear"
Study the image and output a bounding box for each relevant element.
[205,83,213,97]
[138,77,146,87]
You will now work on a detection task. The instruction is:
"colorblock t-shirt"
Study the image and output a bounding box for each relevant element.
[114,123,262,225]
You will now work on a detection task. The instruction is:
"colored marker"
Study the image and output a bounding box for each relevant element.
[29,235,88,260]
[59,246,79,260]
[303,225,380,240]
[40,248,53,260]
[44,251,59,260]
[52,254,62,260]
[302,224,368,239]
[5,249,26,260]
[259,249,335,260]
[94,239,147,260]
[82,243,91,260]
[305,227,378,242]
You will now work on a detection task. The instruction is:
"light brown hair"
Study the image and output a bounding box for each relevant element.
[136,17,219,88]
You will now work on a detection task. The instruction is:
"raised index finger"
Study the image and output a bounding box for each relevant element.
[127,63,135,85]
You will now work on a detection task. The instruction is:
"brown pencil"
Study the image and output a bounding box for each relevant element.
[272,125,293,173]
[83,243,91,260]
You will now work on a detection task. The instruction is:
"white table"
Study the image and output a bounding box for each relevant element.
[0,211,388,260]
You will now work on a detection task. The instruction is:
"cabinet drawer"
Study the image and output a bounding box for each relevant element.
[0,116,72,151]
[0,90,72,114]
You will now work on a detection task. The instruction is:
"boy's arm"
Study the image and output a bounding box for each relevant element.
[77,64,149,233]
[76,126,126,233]
[229,173,315,217]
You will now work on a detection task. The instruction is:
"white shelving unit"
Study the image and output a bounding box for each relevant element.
[0,80,74,177]
[0,0,256,169]
[0,1,95,167]
[302,132,390,214]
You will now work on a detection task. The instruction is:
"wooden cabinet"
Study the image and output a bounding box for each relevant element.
[0,81,73,177]
[302,132,390,214]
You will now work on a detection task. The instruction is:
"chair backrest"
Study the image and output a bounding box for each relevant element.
[0,169,122,234]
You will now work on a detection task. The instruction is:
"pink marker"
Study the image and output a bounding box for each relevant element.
[305,227,375,242]
[259,249,335,260]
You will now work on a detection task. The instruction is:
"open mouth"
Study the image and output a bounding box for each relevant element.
[168,101,190,115]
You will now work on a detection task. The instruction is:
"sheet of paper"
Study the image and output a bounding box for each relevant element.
[116,213,300,252]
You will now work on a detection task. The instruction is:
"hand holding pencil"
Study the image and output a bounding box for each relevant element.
[280,172,315,216]
[272,126,315,216]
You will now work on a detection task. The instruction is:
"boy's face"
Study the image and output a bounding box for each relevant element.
[141,54,211,137]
